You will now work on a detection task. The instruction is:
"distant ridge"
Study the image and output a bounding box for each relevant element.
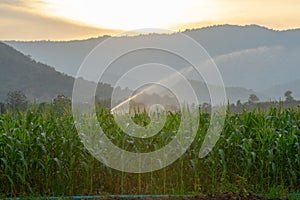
[5,24,300,43]
[4,24,300,100]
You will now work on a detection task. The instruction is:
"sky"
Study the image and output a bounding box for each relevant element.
[0,0,300,40]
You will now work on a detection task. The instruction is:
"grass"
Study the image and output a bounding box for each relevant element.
[0,105,299,197]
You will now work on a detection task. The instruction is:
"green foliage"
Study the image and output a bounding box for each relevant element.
[0,102,5,114]
[0,42,115,102]
[52,95,71,114]
[6,90,28,112]
[0,106,299,197]
[248,94,259,103]
[285,90,295,102]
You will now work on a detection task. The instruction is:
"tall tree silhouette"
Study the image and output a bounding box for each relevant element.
[6,90,27,112]
[284,90,295,102]
[248,94,259,104]
[0,102,5,114]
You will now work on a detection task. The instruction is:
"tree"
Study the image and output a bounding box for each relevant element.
[236,100,242,107]
[96,98,111,108]
[6,90,28,112]
[284,90,295,102]
[52,94,71,114]
[0,102,5,114]
[248,94,259,104]
[202,102,211,113]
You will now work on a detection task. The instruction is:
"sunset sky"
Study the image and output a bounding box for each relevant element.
[1,0,300,40]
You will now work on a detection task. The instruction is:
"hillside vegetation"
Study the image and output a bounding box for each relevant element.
[0,42,113,102]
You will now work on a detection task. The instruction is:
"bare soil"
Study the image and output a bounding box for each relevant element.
[111,193,287,200]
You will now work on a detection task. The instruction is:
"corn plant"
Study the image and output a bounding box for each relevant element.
[0,105,299,197]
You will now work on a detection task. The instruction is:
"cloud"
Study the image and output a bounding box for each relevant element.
[0,0,24,5]
[0,0,44,8]
[0,4,121,40]
[0,0,46,7]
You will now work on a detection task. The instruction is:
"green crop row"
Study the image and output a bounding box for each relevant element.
[0,106,299,197]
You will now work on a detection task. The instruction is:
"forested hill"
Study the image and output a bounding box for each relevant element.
[0,42,113,102]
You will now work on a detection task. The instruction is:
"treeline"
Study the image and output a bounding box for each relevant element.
[0,90,111,114]
[0,91,69,114]
[229,90,299,113]
[1,90,299,115]
[199,90,299,113]
[0,91,28,114]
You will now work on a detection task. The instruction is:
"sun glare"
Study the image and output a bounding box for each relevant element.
[42,0,218,30]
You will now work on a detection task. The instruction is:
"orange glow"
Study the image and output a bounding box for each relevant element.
[1,0,300,40]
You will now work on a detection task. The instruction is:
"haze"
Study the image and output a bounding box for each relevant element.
[1,0,300,40]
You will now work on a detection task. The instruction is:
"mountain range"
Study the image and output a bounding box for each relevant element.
[2,24,300,102]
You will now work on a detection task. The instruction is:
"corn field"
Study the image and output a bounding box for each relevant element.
[0,106,299,197]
